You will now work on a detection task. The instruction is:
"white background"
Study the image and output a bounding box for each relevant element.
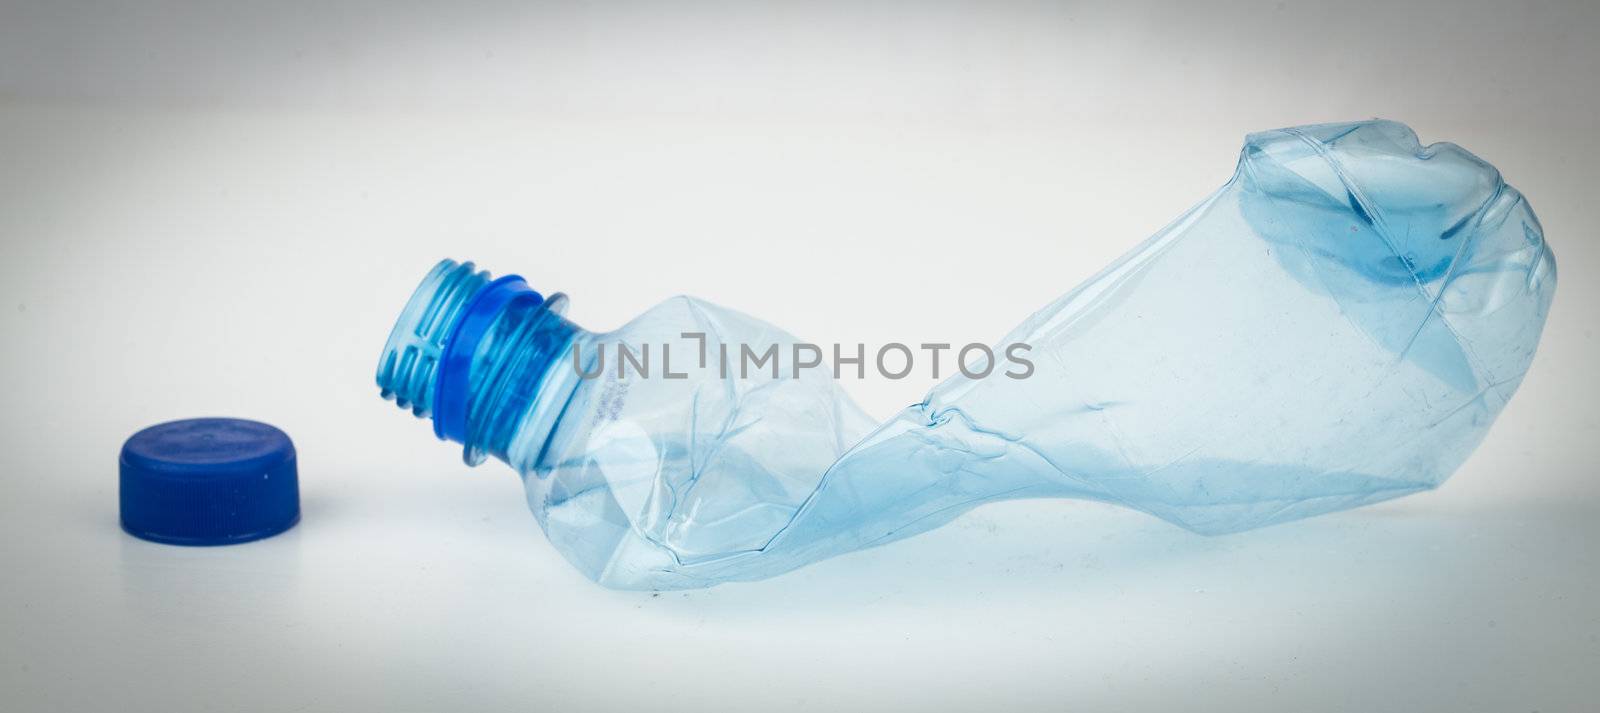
[2,1,1597,711]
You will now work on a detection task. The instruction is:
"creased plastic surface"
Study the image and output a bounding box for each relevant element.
[399,120,1556,590]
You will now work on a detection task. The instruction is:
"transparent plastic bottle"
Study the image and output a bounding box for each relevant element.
[377,120,1554,590]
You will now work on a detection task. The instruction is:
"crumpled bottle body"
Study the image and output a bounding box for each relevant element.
[449,120,1557,590]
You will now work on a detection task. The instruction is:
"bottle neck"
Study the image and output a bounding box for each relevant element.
[377,259,585,466]
[454,290,584,466]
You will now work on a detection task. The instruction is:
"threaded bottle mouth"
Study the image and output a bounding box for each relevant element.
[376,259,491,417]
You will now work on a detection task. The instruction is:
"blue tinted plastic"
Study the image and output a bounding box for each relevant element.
[377,120,1555,589]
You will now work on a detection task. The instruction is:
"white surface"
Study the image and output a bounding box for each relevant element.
[2,2,1598,711]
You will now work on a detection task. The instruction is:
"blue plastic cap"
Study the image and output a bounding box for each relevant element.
[119,418,300,546]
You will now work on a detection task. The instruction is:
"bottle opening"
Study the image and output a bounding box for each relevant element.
[375,259,491,418]
[377,259,562,459]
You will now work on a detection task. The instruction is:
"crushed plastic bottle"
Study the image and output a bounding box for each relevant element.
[376,120,1555,590]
